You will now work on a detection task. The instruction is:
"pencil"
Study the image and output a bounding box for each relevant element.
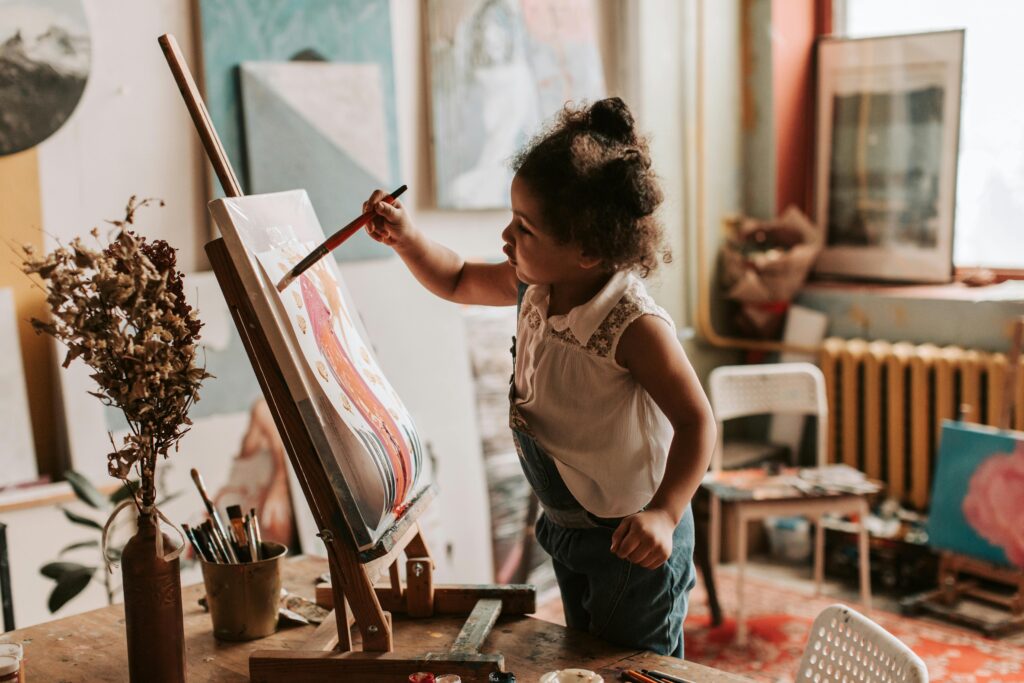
[621,671,660,683]
[641,669,697,683]
[276,184,407,292]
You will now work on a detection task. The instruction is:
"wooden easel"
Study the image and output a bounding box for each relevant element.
[902,317,1024,637]
[158,34,535,681]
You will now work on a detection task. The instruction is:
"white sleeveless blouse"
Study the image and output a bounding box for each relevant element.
[511,270,675,518]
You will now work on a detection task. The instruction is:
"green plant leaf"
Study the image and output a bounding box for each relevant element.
[61,507,103,530]
[59,540,99,556]
[64,470,108,509]
[109,480,141,505]
[48,567,95,613]
[40,561,92,580]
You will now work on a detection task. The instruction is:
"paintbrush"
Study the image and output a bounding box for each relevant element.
[276,184,407,292]
[190,468,238,563]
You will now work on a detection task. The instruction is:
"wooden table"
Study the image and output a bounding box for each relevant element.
[6,556,750,682]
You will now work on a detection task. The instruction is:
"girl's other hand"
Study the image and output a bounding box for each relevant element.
[362,189,415,250]
[609,508,675,569]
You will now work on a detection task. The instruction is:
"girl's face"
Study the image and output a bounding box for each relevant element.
[501,175,596,286]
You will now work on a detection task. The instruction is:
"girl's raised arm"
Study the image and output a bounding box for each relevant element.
[363,190,519,306]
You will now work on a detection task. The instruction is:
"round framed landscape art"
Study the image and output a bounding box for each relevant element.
[813,30,964,283]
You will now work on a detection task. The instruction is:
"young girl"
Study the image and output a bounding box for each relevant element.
[362,97,716,657]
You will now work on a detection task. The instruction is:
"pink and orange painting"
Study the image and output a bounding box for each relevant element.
[928,421,1024,568]
[212,190,424,548]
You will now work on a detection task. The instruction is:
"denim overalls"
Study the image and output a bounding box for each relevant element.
[509,283,696,658]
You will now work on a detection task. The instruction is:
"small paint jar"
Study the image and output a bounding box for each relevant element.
[0,644,22,683]
[0,655,19,682]
[436,677,461,683]
[408,674,435,683]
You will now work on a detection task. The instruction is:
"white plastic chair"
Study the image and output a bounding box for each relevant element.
[705,363,872,645]
[797,605,928,682]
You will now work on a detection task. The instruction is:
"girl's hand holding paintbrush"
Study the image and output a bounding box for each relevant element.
[361,188,490,305]
[363,187,415,249]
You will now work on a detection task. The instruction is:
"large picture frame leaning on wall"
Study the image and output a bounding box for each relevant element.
[814,30,964,283]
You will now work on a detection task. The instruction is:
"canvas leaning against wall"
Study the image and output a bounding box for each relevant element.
[0,288,38,487]
[196,0,399,261]
[426,0,606,209]
[814,30,964,283]
[210,190,426,549]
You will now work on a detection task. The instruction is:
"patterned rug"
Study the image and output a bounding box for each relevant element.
[683,571,1024,682]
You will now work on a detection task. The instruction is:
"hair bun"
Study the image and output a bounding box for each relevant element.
[588,97,636,144]
[602,152,660,217]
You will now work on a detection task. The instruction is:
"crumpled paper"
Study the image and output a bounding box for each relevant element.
[719,205,824,338]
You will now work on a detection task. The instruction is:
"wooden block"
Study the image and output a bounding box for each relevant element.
[250,650,504,683]
[406,556,434,618]
[317,583,536,616]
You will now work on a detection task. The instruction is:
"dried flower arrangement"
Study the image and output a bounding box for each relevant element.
[21,196,211,509]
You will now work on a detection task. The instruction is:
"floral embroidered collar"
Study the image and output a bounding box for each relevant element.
[524,271,633,346]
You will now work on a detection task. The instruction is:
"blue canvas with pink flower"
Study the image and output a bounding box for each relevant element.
[928,420,1024,568]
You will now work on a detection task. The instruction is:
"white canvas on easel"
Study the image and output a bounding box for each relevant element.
[209,189,428,550]
[0,288,39,487]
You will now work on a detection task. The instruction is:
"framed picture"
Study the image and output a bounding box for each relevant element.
[814,30,964,283]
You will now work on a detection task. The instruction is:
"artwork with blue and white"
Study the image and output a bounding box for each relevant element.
[427,0,606,209]
[0,289,39,487]
[0,0,89,155]
[240,61,394,261]
[197,0,399,261]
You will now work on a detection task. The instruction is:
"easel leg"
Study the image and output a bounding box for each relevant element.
[736,509,748,646]
[857,499,872,610]
[328,545,393,652]
[813,516,824,597]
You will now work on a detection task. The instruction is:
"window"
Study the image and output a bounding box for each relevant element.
[838,0,1024,269]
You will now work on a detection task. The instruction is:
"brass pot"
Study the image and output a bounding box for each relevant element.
[200,541,287,641]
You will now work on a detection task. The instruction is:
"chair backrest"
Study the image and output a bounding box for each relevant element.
[797,605,928,683]
[708,362,828,471]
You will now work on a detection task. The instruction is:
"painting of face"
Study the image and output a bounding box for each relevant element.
[211,190,425,548]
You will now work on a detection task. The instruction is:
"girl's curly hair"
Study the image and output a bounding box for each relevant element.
[512,97,670,277]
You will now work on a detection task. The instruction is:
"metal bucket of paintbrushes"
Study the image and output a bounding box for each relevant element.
[200,541,287,641]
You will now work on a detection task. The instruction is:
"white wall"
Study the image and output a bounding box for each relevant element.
[37,0,206,267]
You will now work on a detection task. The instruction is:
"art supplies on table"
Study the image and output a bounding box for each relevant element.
[702,463,881,502]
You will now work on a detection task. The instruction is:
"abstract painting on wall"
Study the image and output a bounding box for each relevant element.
[426,0,606,209]
[240,61,394,261]
[197,0,399,260]
[210,190,426,548]
[0,288,39,487]
[0,0,90,155]
[927,421,1024,568]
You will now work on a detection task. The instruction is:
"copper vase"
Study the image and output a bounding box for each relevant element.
[121,511,187,682]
